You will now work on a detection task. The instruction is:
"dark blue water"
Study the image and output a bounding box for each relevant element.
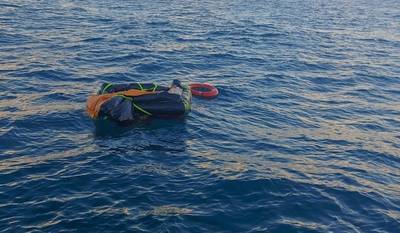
[1,0,400,232]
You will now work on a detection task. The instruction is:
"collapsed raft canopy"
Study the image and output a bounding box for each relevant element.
[87,80,192,122]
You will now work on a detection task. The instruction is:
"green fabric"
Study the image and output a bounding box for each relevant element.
[183,99,190,112]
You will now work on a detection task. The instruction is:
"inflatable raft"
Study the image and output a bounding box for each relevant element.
[87,80,191,122]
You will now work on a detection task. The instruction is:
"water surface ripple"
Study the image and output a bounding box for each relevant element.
[1,0,400,232]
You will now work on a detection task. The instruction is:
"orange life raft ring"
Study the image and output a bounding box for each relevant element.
[189,83,219,98]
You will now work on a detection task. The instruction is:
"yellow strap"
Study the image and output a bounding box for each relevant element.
[133,102,152,115]
[137,83,144,90]
[152,84,158,92]
[102,83,113,94]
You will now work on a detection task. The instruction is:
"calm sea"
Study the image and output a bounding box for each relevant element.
[1,0,399,232]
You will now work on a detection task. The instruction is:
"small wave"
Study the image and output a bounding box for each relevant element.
[143,205,193,216]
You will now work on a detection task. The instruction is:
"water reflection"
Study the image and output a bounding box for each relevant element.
[92,118,190,158]
[93,118,187,138]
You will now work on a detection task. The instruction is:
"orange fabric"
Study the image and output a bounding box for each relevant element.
[86,94,113,118]
[86,89,158,119]
[123,89,155,97]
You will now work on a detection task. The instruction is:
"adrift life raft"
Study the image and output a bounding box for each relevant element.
[86,80,192,122]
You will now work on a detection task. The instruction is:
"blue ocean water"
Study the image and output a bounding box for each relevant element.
[1,0,400,232]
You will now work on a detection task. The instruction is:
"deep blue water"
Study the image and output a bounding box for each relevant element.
[1,0,400,232]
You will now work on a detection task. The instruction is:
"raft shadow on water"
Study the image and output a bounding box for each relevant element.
[92,118,191,158]
[93,117,188,138]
